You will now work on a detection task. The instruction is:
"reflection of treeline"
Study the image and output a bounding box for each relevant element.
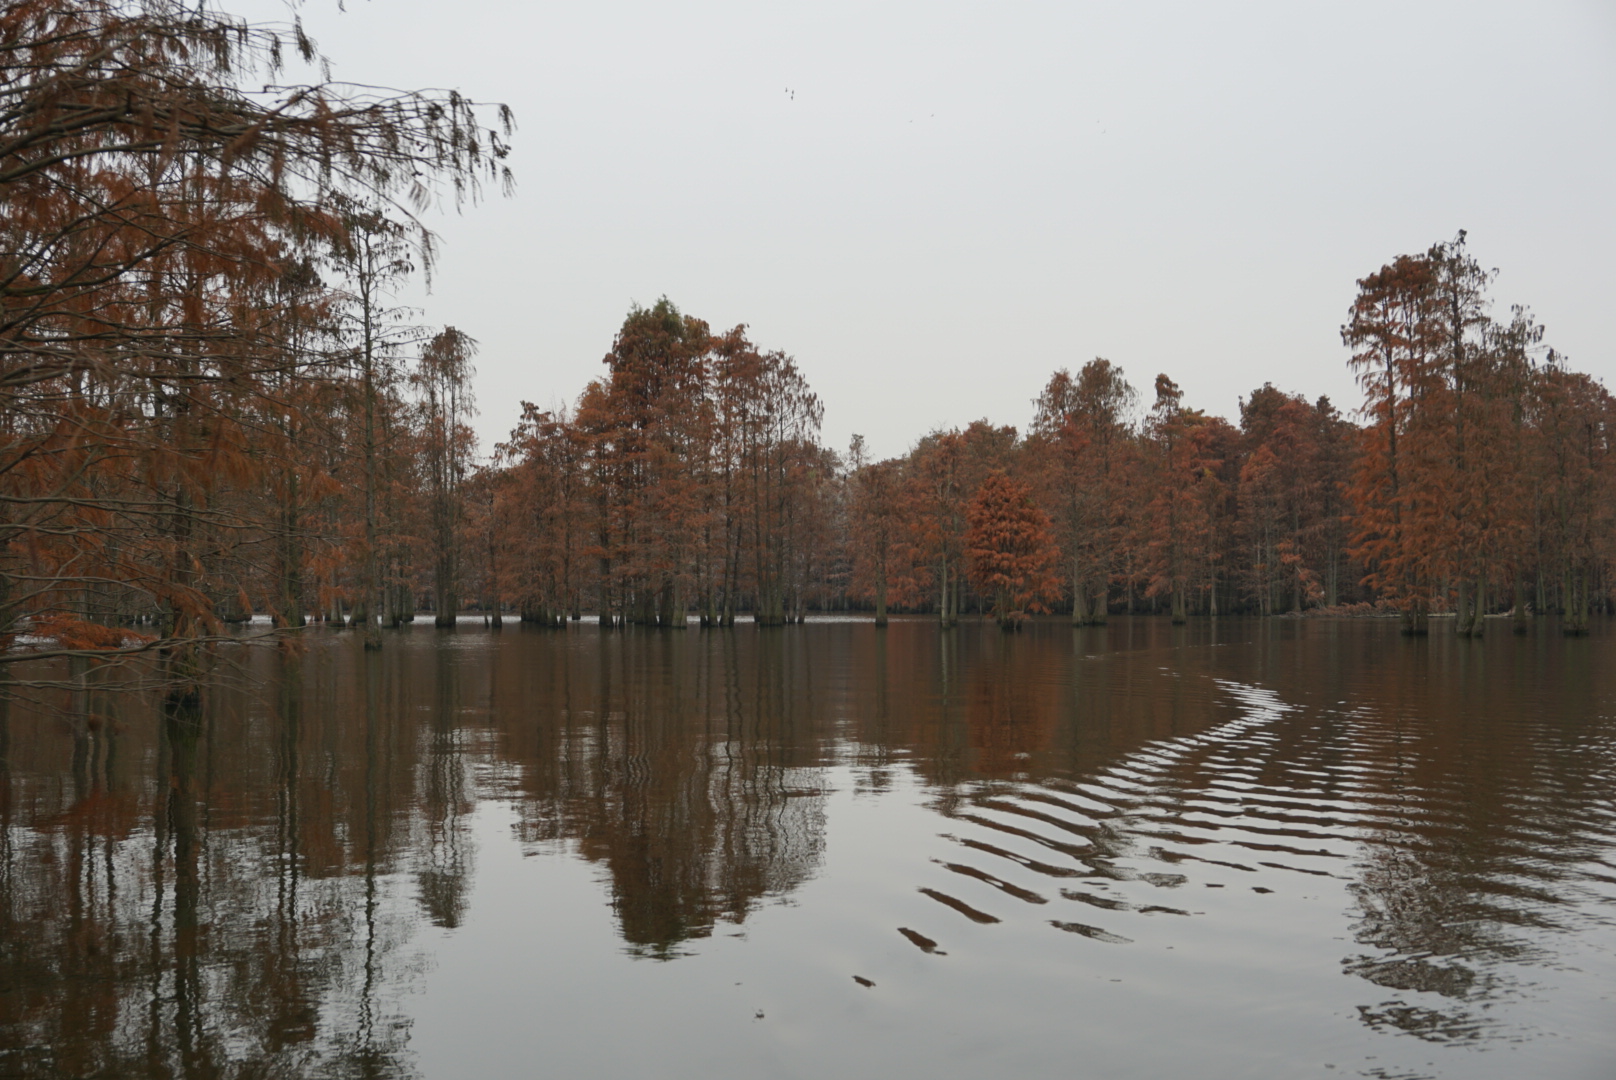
[1243,625,1616,1043]
[846,620,1273,790]
[481,624,1193,952]
[495,632,829,956]
[868,619,1616,1048]
[0,647,461,1078]
[8,616,1607,1059]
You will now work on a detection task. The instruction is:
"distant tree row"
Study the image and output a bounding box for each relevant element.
[488,238,1612,635]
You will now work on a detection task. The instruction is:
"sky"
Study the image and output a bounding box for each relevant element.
[244,0,1616,461]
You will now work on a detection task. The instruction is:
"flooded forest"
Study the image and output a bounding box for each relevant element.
[2,5,1613,654]
[3,3,1616,1080]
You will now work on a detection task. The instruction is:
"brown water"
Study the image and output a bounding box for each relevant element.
[3,617,1614,1079]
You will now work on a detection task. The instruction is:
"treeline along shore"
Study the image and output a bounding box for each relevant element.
[492,230,1610,637]
[3,4,1613,693]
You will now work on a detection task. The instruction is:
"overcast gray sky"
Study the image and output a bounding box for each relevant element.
[255,0,1616,460]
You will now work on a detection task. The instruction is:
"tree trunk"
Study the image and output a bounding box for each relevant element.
[661,578,686,629]
[1565,564,1589,635]
[995,587,1015,630]
[1325,543,1340,608]
[277,473,304,628]
[1401,597,1429,636]
[434,537,456,627]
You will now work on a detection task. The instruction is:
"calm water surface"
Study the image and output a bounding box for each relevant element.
[3,618,1614,1079]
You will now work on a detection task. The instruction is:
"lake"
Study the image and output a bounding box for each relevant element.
[2,617,1613,1079]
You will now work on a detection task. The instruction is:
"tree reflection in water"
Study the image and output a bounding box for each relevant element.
[415,645,474,931]
[502,630,828,958]
[0,618,1611,1077]
[0,647,422,1079]
[1328,631,1613,1045]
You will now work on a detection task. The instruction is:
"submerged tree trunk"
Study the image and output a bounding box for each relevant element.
[434,582,457,628]
[1401,597,1429,636]
[354,233,385,650]
[276,471,304,628]
[1089,579,1108,625]
[1564,564,1589,635]
[659,579,686,629]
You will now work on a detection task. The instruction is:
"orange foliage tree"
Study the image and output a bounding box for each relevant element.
[1339,233,1611,635]
[964,473,1060,629]
[846,436,925,626]
[1342,251,1444,632]
[1029,359,1135,624]
[0,0,510,688]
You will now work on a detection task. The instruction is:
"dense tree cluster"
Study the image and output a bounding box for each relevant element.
[491,302,835,629]
[0,0,508,689]
[1342,233,1613,635]
[488,244,1611,635]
